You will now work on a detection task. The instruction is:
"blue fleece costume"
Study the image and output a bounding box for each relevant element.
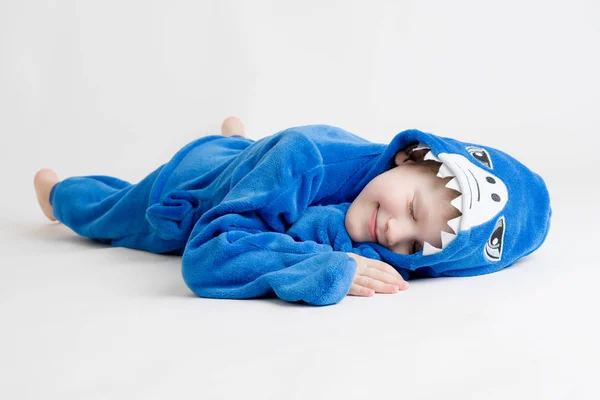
[49,125,552,306]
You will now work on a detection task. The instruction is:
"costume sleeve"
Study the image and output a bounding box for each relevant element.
[180,130,359,306]
[182,216,357,306]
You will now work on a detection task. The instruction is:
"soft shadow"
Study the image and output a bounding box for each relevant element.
[27,222,112,249]
[163,288,311,308]
[20,221,326,307]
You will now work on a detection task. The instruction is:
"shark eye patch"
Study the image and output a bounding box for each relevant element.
[466,146,493,169]
[484,216,505,262]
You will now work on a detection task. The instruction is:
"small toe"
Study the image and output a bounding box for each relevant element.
[221,116,245,137]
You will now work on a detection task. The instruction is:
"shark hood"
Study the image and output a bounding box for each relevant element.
[139,124,553,305]
[366,129,553,277]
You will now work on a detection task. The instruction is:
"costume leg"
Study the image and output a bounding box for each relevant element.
[49,165,185,254]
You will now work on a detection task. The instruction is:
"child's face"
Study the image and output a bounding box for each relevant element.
[345,149,455,255]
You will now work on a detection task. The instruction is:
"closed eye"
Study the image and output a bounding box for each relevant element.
[409,199,421,254]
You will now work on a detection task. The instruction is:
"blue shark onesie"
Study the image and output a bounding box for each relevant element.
[49,125,552,306]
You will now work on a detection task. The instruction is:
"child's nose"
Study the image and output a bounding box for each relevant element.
[384,218,415,249]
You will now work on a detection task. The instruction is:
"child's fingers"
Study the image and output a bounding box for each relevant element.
[364,261,409,289]
[363,265,406,288]
[355,275,400,294]
[368,259,404,278]
[348,284,375,297]
[345,253,410,294]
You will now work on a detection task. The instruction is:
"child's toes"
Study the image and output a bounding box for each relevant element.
[221,116,245,137]
[34,169,59,221]
[35,168,58,185]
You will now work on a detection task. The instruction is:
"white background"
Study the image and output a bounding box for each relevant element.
[1,0,599,399]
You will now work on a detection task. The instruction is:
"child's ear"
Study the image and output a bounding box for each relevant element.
[394,150,411,165]
[395,143,428,165]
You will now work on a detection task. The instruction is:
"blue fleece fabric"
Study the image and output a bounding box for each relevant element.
[49,125,552,306]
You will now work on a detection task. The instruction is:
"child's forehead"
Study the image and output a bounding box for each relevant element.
[385,163,447,194]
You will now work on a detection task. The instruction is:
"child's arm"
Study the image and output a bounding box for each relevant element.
[182,226,356,306]
[181,202,408,306]
[169,130,348,306]
[152,127,403,305]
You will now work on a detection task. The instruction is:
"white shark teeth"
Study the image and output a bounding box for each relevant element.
[436,163,454,178]
[450,195,463,213]
[447,216,462,235]
[423,150,441,163]
[445,177,460,192]
[422,228,459,256]
[422,229,458,256]
[441,231,457,248]
[422,241,442,256]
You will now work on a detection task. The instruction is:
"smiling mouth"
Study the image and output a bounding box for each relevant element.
[370,205,379,243]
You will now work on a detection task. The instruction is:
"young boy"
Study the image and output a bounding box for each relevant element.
[34,117,552,306]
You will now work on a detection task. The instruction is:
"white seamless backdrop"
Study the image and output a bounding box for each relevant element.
[1,1,598,399]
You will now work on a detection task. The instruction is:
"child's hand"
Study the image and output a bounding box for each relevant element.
[345,253,410,297]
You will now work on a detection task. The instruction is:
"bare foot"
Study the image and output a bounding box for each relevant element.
[221,116,245,137]
[34,168,59,221]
